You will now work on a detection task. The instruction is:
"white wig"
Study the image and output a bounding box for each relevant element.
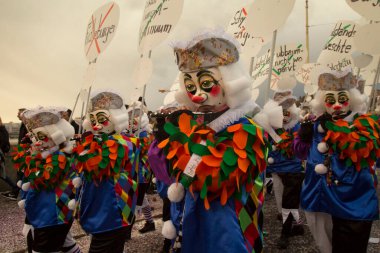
[44,119,75,146]
[175,60,252,110]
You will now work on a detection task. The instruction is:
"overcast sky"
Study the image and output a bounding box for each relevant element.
[0,0,361,122]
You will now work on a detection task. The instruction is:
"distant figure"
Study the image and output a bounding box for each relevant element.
[0,117,10,178]
[18,108,29,144]
[62,109,79,134]
[0,115,16,200]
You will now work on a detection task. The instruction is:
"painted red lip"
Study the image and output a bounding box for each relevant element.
[191,96,206,103]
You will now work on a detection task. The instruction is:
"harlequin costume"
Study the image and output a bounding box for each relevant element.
[149,105,186,253]
[265,90,305,249]
[73,90,138,253]
[13,107,81,253]
[293,69,379,253]
[125,101,156,234]
[159,29,269,253]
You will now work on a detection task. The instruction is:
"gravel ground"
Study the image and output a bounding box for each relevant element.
[0,179,379,253]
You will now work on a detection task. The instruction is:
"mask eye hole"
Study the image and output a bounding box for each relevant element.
[199,75,217,92]
[37,131,47,141]
[90,115,96,126]
[338,94,349,104]
[283,110,290,117]
[184,79,197,94]
[325,96,336,105]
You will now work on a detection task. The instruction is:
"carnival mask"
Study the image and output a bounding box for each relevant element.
[88,109,115,134]
[324,91,350,120]
[181,67,227,113]
[32,127,56,149]
[283,109,291,124]
[128,108,141,132]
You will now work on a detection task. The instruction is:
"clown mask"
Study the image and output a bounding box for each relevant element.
[88,109,115,134]
[181,67,227,113]
[324,90,350,120]
[283,109,291,125]
[32,127,56,149]
[128,108,141,132]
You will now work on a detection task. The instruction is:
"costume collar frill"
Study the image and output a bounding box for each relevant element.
[274,119,299,159]
[158,101,269,209]
[13,143,72,191]
[73,133,138,182]
[321,112,380,174]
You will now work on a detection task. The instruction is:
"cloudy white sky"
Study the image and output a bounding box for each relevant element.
[0,0,361,122]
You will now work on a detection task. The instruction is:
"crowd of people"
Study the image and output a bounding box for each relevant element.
[0,29,379,253]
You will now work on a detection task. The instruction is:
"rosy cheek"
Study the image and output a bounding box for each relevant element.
[342,101,349,107]
[103,121,109,126]
[210,85,221,97]
[43,137,49,142]
[325,103,333,108]
[187,92,194,99]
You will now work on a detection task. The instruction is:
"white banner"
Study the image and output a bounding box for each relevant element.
[354,23,380,55]
[227,5,267,57]
[345,0,380,21]
[318,20,358,71]
[84,2,120,62]
[138,0,184,53]
[245,0,296,38]
[251,50,272,89]
[132,57,154,88]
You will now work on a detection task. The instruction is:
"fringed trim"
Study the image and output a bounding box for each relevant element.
[158,112,268,209]
[323,113,380,171]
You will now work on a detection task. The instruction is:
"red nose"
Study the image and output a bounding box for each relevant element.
[333,105,342,110]
[93,125,102,131]
[191,96,205,104]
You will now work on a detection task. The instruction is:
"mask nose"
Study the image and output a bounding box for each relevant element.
[333,104,342,110]
[191,94,206,104]
[93,124,102,131]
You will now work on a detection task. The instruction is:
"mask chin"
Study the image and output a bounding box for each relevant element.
[331,110,350,120]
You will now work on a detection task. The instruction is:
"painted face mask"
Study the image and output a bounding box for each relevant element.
[88,109,115,134]
[283,109,291,125]
[128,108,141,132]
[181,67,227,113]
[324,90,350,120]
[32,128,56,149]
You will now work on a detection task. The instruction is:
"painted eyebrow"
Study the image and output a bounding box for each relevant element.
[96,112,108,117]
[184,73,192,79]
[196,70,213,77]
[338,91,348,96]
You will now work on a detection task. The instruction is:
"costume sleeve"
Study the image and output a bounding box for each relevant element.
[148,139,172,186]
[292,134,311,160]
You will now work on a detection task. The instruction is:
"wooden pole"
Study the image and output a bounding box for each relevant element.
[69,92,80,123]
[136,50,151,136]
[305,0,310,64]
[265,30,277,102]
[249,57,255,76]
[370,57,380,112]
